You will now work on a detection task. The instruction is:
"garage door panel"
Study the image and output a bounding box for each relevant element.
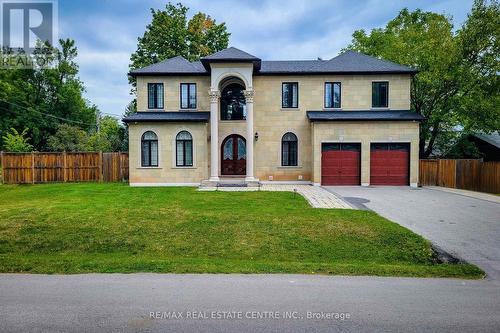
[370,143,409,186]
[321,143,360,186]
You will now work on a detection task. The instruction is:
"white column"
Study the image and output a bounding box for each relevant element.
[209,89,220,181]
[244,89,256,181]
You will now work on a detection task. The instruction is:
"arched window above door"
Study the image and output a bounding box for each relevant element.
[220,83,246,120]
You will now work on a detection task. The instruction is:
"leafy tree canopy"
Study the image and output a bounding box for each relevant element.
[0,39,98,151]
[344,0,499,158]
[129,2,230,86]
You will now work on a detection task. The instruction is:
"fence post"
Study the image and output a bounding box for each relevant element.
[63,151,67,182]
[99,151,103,182]
[0,151,4,184]
[31,152,35,184]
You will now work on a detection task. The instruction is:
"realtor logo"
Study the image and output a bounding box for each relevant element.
[1,0,57,52]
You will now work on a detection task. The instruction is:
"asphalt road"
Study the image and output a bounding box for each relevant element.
[1,273,499,333]
[324,186,500,279]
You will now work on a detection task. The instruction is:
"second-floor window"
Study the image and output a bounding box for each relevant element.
[325,82,341,108]
[372,81,389,108]
[180,83,196,109]
[148,83,164,109]
[282,82,298,108]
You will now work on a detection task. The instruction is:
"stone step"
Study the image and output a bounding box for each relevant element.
[217,183,248,188]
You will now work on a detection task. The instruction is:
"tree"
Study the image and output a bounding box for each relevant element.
[88,116,125,152]
[344,1,500,158]
[2,128,33,152]
[129,2,230,86]
[0,39,97,150]
[46,124,90,152]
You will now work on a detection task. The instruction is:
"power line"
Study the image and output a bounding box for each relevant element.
[0,99,95,126]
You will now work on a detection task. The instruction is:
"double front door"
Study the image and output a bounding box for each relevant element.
[221,134,246,175]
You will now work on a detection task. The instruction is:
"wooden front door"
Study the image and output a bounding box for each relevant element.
[221,135,246,175]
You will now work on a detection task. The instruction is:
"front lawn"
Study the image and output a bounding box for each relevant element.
[0,183,483,278]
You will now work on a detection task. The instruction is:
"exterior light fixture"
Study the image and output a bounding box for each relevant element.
[254,132,259,141]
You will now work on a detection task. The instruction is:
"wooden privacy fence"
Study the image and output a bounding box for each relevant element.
[0,152,129,184]
[420,159,500,194]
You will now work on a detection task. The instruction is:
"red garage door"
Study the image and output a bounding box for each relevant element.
[370,143,410,185]
[321,143,361,185]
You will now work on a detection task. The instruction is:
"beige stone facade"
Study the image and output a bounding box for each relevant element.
[129,122,208,185]
[128,55,419,187]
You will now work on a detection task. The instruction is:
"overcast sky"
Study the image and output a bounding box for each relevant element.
[57,0,474,117]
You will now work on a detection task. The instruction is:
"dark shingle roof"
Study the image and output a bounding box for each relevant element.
[259,51,417,74]
[129,48,417,76]
[473,132,500,148]
[200,47,261,70]
[129,56,207,76]
[307,111,424,122]
[123,112,210,123]
[201,47,260,61]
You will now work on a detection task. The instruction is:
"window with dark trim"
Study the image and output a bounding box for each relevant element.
[325,82,341,108]
[148,83,164,109]
[180,83,196,109]
[372,81,388,108]
[141,131,158,167]
[282,82,298,108]
[176,131,193,167]
[281,132,298,166]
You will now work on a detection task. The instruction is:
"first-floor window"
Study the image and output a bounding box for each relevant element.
[180,83,196,109]
[282,132,298,166]
[148,83,164,109]
[141,131,158,167]
[372,81,389,108]
[325,82,341,108]
[282,82,298,108]
[176,131,193,167]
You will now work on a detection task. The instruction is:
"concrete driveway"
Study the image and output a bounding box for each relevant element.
[324,186,500,279]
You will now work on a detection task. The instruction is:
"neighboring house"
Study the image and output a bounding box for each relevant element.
[469,132,500,161]
[124,47,423,187]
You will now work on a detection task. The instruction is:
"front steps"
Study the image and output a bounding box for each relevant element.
[199,178,260,189]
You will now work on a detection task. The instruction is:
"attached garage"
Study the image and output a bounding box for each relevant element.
[321,143,361,185]
[370,143,410,185]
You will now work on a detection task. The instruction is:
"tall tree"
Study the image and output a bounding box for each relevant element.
[344,1,499,158]
[129,2,230,86]
[0,39,98,150]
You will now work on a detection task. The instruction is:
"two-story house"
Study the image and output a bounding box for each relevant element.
[124,47,423,187]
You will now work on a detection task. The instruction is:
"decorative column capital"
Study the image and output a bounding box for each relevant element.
[208,89,220,103]
[243,89,255,103]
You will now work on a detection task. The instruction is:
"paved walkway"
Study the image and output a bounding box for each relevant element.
[199,184,352,209]
[261,184,352,209]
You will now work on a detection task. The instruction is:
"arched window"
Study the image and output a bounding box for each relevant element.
[282,132,298,166]
[141,131,158,167]
[220,83,246,120]
[176,131,193,167]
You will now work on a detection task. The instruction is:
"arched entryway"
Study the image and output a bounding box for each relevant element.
[221,134,246,175]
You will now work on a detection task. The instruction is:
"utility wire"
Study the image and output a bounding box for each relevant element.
[0,99,124,125]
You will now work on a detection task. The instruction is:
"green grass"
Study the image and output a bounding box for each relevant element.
[0,183,483,278]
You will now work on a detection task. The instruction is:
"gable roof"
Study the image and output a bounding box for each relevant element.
[129,48,417,76]
[472,132,500,148]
